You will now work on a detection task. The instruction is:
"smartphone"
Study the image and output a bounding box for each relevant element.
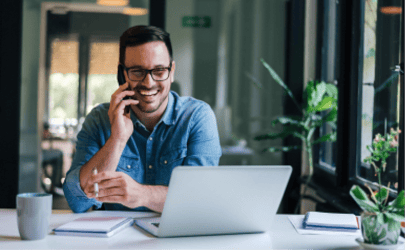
[117,64,126,86]
[117,65,132,113]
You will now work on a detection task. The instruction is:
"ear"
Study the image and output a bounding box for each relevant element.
[170,61,176,82]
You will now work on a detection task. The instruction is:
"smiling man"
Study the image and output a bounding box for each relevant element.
[63,26,222,213]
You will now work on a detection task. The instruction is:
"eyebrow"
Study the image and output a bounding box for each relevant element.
[126,64,169,70]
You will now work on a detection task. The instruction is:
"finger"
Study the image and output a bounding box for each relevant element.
[96,195,125,203]
[97,187,125,198]
[111,90,136,108]
[88,171,124,186]
[114,99,139,116]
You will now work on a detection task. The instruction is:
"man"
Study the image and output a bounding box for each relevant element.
[63,26,222,213]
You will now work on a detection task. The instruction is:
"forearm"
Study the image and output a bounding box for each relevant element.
[79,136,126,191]
[143,185,168,213]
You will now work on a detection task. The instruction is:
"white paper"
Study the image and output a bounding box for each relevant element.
[288,215,362,236]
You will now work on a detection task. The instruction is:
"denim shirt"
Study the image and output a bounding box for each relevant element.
[63,91,222,213]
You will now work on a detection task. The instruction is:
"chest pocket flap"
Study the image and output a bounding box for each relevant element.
[160,147,187,167]
[117,155,140,173]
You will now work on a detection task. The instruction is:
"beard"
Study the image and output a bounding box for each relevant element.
[136,91,169,114]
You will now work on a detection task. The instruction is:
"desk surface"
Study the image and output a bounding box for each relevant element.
[0,209,387,249]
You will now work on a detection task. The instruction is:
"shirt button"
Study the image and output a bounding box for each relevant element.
[164,160,168,164]
[149,137,153,141]
[127,165,131,169]
[149,165,153,169]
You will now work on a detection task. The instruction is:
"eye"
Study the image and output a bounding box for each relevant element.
[129,70,145,77]
[153,68,167,76]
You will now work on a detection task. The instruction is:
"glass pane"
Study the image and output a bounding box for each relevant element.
[359,0,403,191]
[318,0,338,172]
[87,41,120,114]
[48,38,79,138]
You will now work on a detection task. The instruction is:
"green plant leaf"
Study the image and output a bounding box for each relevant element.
[311,132,337,145]
[315,97,334,111]
[260,59,302,114]
[312,81,326,107]
[384,212,405,223]
[388,190,405,209]
[375,188,388,201]
[325,83,338,99]
[377,212,384,224]
[271,116,304,128]
[349,185,379,212]
[324,108,338,122]
[264,145,301,153]
[305,80,315,107]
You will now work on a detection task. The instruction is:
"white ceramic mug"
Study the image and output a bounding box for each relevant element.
[16,193,52,240]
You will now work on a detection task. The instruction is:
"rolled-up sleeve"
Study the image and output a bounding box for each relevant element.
[62,109,105,213]
[183,104,222,166]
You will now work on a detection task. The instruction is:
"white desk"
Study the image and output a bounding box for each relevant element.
[0,209,375,249]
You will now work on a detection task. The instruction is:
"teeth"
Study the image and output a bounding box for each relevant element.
[139,90,158,96]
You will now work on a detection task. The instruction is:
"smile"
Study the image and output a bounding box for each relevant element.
[138,90,159,96]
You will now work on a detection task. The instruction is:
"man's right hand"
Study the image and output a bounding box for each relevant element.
[108,82,139,143]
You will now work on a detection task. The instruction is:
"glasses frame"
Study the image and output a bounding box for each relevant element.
[123,62,172,82]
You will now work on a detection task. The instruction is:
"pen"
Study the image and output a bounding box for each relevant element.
[93,168,99,198]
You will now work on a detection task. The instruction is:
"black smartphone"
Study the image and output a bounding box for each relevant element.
[117,65,132,113]
[117,64,126,86]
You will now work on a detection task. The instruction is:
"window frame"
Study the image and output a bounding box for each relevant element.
[313,0,404,204]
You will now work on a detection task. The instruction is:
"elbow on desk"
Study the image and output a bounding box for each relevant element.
[62,182,95,213]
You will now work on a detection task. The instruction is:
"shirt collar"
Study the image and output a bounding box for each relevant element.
[161,91,175,126]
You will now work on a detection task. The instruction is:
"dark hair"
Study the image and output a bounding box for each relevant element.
[119,25,173,65]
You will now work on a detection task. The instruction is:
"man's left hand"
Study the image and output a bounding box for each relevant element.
[85,171,148,209]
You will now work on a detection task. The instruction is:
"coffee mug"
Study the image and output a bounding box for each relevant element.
[16,193,52,240]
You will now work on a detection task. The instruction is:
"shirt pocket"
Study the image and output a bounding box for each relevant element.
[160,147,187,170]
[116,155,142,181]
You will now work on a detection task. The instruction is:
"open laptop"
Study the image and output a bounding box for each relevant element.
[134,165,292,237]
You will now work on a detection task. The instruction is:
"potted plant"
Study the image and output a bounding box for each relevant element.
[350,128,404,246]
[247,59,338,214]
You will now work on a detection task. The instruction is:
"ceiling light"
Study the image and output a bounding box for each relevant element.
[123,7,148,16]
[97,0,129,6]
[380,6,402,15]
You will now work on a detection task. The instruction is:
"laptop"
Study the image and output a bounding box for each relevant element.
[134,165,292,237]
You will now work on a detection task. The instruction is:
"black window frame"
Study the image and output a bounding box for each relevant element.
[312,0,404,211]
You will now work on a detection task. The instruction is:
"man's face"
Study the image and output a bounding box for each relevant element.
[124,41,175,114]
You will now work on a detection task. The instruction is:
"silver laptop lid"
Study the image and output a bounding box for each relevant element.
[157,165,292,237]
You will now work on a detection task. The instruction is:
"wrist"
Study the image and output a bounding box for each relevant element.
[141,185,153,207]
[108,134,128,152]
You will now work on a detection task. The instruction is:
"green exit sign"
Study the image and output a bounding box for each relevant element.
[182,16,211,28]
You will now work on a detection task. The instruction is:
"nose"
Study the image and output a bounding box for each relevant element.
[140,73,155,88]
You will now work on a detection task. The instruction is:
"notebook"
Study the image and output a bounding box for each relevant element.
[303,212,359,231]
[134,165,292,237]
[53,216,134,237]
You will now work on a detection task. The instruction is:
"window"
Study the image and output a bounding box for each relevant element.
[87,41,120,114]
[358,0,403,192]
[313,0,404,208]
[316,0,339,173]
[48,37,80,138]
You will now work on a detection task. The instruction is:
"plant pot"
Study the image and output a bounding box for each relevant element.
[361,212,401,245]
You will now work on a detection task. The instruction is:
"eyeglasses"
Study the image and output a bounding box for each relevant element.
[123,63,172,82]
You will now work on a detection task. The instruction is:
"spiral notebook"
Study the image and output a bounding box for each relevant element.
[53,216,134,237]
